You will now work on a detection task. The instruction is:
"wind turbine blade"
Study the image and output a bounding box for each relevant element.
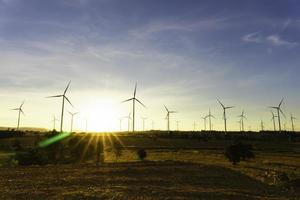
[279,108,286,118]
[134,82,137,97]
[164,105,169,112]
[169,111,177,113]
[64,96,74,107]
[20,109,25,116]
[121,98,134,103]
[64,81,71,95]
[217,99,225,108]
[225,106,235,109]
[278,98,284,108]
[269,106,278,109]
[11,108,19,111]
[20,101,25,108]
[46,95,63,98]
[136,98,146,108]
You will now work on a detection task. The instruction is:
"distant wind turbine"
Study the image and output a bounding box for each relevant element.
[269,98,285,132]
[46,81,73,132]
[69,111,78,132]
[237,120,241,131]
[52,115,59,130]
[206,108,215,131]
[12,101,25,131]
[118,117,123,131]
[270,111,277,131]
[176,121,180,131]
[141,117,147,131]
[122,83,146,133]
[238,110,246,132]
[290,114,297,132]
[202,116,208,131]
[124,113,132,132]
[260,120,265,131]
[164,105,177,132]
[193,121,197,131]
[151,120,155,130]
[217,99,235,133]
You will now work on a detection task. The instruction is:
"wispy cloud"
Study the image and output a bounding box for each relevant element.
[266,35,298,47]
[242,32,298,47]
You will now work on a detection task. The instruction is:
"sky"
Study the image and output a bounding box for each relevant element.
[0,0,299,132]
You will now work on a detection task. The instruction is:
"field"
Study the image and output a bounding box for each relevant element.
[0,131,299,199]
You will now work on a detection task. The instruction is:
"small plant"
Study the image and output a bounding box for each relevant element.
[225,143,255,165]
[113,147,122,163]
[137,149,147,161]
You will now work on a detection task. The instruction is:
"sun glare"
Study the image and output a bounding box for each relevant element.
[81,99,119,132]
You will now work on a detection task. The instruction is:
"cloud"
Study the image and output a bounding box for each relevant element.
[241,31,262,43]
[266,35,298,47]
[242,32,298,47]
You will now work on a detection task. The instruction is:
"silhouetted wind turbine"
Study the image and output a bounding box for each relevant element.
[47,81,73,132]
[290,114,297,132]
[164,105,177,132]
[269,98,285,132]
[12,101,25,131]
[270,111,277,131]
[206,108,215,131]
[52,115,59,130]
[69,111,78,132]
[122,83,146,133]
[238,110,246,132]
[217,99,235,133]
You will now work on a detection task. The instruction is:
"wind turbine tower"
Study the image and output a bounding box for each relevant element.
[12,101,25,131]
[217,99,235,133]
[164,105,177,132]
[122,83,146,133]
[270,98,285,132]
[47,81,73,132]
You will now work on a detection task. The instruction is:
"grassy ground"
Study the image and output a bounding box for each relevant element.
[0,134,299,199]
[0,161,297,200]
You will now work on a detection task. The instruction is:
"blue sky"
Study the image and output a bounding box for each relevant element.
[0,0,299,131]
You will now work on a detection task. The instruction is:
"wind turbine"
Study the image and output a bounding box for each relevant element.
[238,110,246,132]
[193,121,197,131]
[141,117,147,131]
[12,101,25,131]
[176,121,180,131]
[291,114,297,132]
[237,120,241,131]
[202,116,208,131]
[118,117,123,131]
[47,81,73,132]
[122,83,146,133]
[68,111,78,132]
[260,120,265,131]
[164,105,177,132]
[51,115,59,130]
[269,98,285,132]
[151,120,155,130]
[217,99,235,133]
[270,111,277,131]
[124,113,132,132]
[206,108,215,131]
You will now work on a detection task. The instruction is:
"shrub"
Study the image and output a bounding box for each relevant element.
[137,149,147,161]
[15,148,49,165]
[225,143,255,165]
[10,139,22,151]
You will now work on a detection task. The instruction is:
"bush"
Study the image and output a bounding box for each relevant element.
[225,143,255,165]
[11,139,22,151]
[137,149,147,161]
[15,148,49,165]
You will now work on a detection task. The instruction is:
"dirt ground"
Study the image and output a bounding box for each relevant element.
[0,161,298,200]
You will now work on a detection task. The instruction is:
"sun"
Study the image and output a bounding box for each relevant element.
[81,99,120,132]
